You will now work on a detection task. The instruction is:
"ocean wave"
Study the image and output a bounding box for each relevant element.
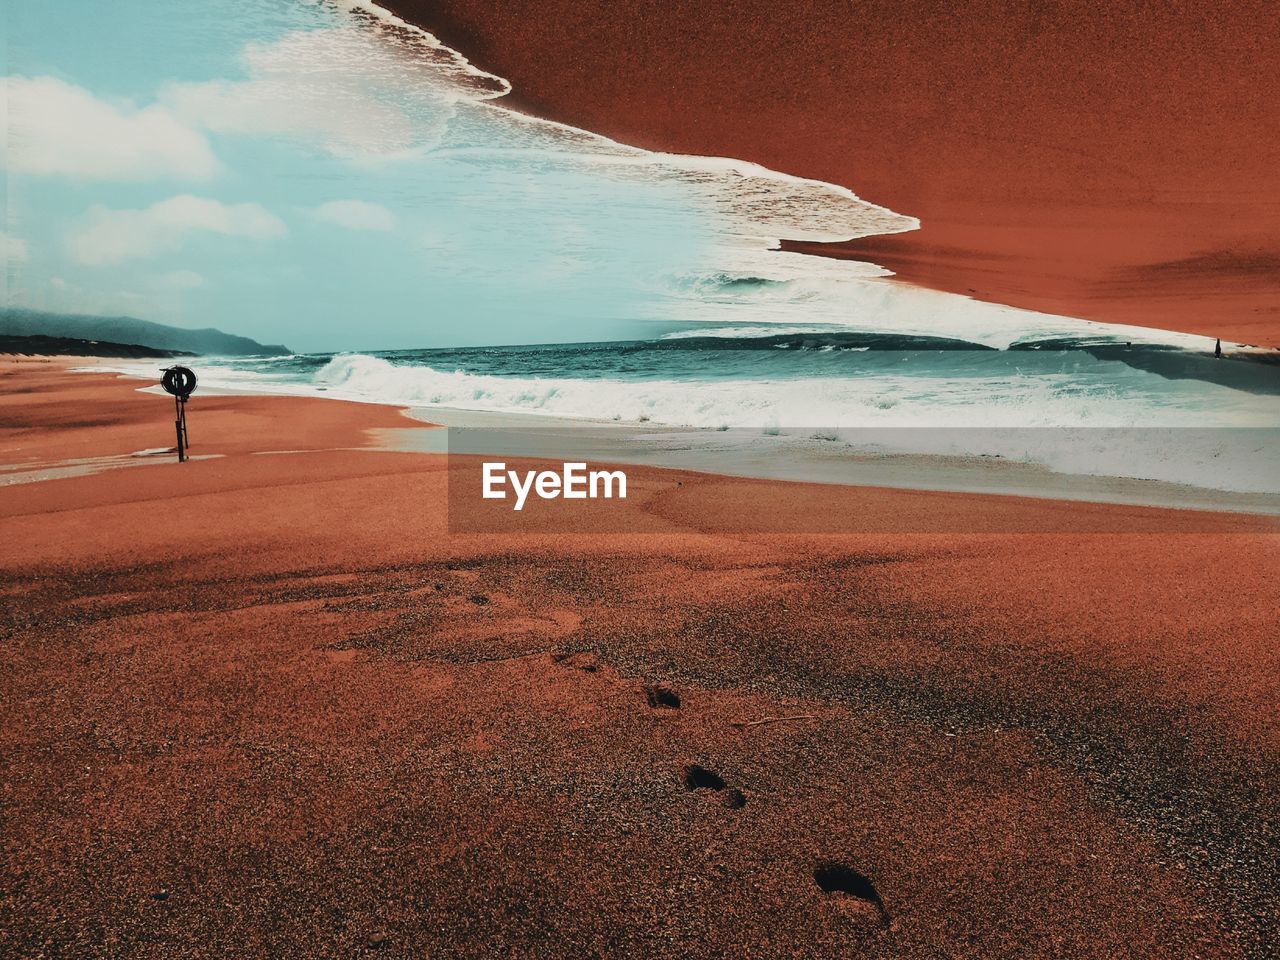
[310,353,1262,426]
[306,354,1279,492]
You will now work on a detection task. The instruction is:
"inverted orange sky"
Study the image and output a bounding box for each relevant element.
[388,0,1280,347]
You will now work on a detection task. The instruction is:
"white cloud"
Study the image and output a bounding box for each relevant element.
[1,231,29,264]
[156,269,208,289]
[39,276,147,317]
[67,195,287,266]
[312,199,396,231]
[1,75,217,181]
[162,29,456,161]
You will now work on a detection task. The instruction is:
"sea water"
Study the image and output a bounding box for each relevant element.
[145,331,1279,496]
[9,1,1279,493]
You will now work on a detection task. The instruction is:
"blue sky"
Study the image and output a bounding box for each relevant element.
[1,0,713,351]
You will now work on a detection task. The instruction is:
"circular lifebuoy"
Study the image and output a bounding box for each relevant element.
[161,365,198,399]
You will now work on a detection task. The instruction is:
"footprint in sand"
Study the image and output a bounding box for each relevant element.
[644,684,681,710]
[813,861,890,927]
[681,763,747,809]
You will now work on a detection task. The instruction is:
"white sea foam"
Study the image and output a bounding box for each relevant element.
[331,0,511,98]
[295,354,1274,494]
[656,275,1218,350]
[306,353,1267,428]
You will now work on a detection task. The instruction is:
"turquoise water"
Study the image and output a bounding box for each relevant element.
[183,330,1278,431]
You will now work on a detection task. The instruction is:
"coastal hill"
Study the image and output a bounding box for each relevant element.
[0,333,195,359]
[0,308,290,357]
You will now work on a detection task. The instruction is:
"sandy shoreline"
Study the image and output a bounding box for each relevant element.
[69,356,1280,518]
[3,360,1279,955]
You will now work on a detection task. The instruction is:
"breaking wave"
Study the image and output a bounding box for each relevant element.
[308,351,1269,428]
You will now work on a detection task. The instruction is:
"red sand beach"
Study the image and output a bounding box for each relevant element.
[383,0,1280,348]
[3,360,1278,955]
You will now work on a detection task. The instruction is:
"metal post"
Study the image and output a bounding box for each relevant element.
[161,366,197,463]
[175,394,186,462]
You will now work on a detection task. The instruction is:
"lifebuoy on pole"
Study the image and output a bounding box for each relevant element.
[161,365,198,400]
[160,366,197,462]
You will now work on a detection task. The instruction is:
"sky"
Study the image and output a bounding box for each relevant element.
[0,0,716,351]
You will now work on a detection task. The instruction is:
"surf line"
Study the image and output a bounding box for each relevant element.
[482,462,627,511]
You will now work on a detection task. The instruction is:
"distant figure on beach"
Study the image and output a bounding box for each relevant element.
[1215,338,1223,358]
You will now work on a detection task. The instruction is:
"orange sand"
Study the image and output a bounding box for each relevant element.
[2,361,1277,955]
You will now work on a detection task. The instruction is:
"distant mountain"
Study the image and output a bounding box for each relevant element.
[0,308,291,356]
[0,334,196,359]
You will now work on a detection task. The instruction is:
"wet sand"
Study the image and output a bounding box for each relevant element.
[381,0,1280,348]
[2,362,1278,956]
